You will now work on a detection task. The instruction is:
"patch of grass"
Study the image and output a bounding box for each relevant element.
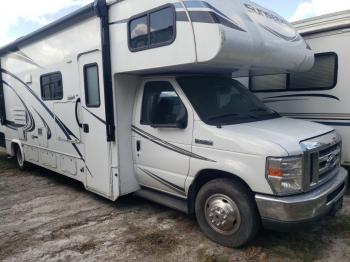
[255,232,320,262]
[197,248,229,262]
[124,223,179,256]
[76,240,96,254]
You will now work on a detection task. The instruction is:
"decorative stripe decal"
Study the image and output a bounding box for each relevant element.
[282,113,350,121]
[264,94,340,101]
[187,11,246,31]
[33,108,52,140]
[1,69,79,140]
[279,113,350,127]
[2,80,35,132]
[82,106,106,125]
[132,125,216,162]
[1,70,93,177]
[110,2,246,32]
[139,167,186,196]
[263,98,309,103]
[259,24,300,42]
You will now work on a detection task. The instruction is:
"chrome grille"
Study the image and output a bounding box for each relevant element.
[300,131,342,191]
[309,143,341,186]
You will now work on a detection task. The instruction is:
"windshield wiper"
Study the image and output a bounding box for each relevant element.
[249,108,280,117]
[208,113,258,122]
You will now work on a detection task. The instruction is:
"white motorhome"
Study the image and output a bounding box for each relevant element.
[246,10,350,167]
[0,0,347,247]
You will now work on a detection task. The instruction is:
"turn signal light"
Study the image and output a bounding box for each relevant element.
[268,168,283,177]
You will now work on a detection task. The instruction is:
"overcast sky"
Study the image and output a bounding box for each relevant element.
[1,0,350,48]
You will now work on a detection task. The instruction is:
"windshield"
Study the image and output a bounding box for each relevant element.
[177,76,280,126]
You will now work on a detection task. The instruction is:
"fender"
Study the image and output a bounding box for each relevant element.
[10,139,24,159]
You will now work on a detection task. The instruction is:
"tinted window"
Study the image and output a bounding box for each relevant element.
[250,74,287,92]
[129,6,175,51]
[289,54,337,90]
[250,53,338,92]
[150,7,175,46]
[130,15,148,50]
[84,64,100,107]
[141,82,186,126]
[40,72,63,100]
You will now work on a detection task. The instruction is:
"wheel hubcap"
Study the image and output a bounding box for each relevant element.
[205,194,241,235]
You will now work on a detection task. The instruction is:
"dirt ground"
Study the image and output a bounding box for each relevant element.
[0,153,349,262]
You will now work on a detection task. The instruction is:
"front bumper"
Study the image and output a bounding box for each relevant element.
[255,167,348,231]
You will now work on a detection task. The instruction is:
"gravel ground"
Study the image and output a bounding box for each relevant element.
[0,153,349,262]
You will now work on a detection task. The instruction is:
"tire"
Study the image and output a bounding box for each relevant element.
[195,178,260,248]
[15,145,26,170]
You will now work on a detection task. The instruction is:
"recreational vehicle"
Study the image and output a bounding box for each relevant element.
[0,0,347,247]
[246,10,350,167]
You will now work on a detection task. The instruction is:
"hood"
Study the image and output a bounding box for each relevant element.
[195,117,334,156]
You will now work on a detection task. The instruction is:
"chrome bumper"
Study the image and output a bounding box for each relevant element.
[255,167,348,227]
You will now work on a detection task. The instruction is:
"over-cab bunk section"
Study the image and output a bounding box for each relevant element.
[109,0,314,75]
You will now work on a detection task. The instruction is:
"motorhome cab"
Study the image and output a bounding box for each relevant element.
[0,0,347,247]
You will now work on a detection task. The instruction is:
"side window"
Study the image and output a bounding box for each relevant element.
[250,52,338,92]
[150,7,175,46]
[250,74,288,92]
[40,72,63,100]
[84,64,100,107]
[130,15,148,50]
[129,6,176,52]
[141,82,187,127]
[289,54,337,90]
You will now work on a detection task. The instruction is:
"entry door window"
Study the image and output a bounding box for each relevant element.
[84,64,100,107]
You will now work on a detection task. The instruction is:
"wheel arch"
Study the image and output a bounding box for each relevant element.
[187,169,254,214]
[10,140,24,157]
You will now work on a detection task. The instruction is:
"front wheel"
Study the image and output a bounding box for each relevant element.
[195,178,260,248]
[15,145,26,170]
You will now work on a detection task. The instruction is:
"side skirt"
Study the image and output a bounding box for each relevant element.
[134,187,189,214]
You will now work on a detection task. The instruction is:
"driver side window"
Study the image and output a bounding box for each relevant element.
[141,81,187,127]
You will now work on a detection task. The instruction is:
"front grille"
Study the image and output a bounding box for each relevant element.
[300,131,341,191]
[309,143,341,187]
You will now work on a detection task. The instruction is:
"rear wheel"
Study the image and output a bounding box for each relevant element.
[15,145,26,170]
[195,178,260,248]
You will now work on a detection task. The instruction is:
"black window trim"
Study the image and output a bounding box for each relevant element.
[128,4,177,52]
[40,71,64,101]
[249,52,339,93]
[83,63,101,108]
[140,80,188,126]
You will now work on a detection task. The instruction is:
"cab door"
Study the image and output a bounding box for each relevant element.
[132,80,193,198]
[78,51,111,197]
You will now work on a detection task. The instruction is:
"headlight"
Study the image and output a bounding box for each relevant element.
[266,156,303,195]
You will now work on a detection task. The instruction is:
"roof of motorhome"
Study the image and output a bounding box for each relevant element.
[0,2,98,56]
[293,9,350,35]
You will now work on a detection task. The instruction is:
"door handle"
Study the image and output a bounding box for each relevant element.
[136,140,141,152]
[83,124,89,133]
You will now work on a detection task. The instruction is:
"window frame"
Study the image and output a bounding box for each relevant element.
[83,63,101,108]
[140,81,188,127]
[249,52,339,93]
[128,4,177,52]
[40,71,64,101]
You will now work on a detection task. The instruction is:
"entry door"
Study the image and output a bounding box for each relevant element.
[133,80,193,198]
[78,51,111,197]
